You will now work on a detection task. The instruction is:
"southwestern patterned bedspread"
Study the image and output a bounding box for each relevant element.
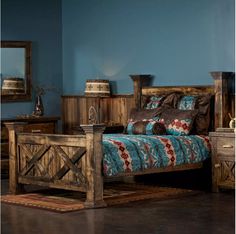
[102,134,211,177]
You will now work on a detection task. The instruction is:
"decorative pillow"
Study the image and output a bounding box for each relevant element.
[194,94,212,135]
[127,119,166,135]
[161,92,183,108]
[144,96,164,109]
[159,108,198,136]
[129,108,162,122]
[178,96,197,110]
[176,94,212,135]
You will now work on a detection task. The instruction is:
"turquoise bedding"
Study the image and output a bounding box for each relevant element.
[102,134,211,177]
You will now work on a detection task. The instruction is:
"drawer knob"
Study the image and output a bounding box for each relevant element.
[214,164,220,168]
[222,144,233,148]
[31,129,41,133]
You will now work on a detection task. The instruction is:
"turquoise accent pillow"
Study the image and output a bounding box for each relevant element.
[178,96,197,110]
[145,96,164,109]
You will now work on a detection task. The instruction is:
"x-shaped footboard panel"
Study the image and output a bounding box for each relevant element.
[17,135,88,191]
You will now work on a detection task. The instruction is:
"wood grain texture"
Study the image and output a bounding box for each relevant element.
[209,131,235,192]
[5,122,26,194]
[62,95,135,133]
[210,72,235,129]
[81,124,106,208]
[1,117,60,177]
[142,85,215,96]
[8,126,89,193]
[130,75,152,110]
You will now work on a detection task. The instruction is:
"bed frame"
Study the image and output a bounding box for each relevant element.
[5,72,234,208]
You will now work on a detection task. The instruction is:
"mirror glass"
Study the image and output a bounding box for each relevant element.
[1,41,32,102]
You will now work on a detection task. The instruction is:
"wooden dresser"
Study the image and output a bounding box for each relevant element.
[209,128,235,192]
[1,116,60,177]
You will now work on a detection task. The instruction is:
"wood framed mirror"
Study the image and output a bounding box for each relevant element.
[1,41,32,102]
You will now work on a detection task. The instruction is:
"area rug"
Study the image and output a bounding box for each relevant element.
[1,183,199,213]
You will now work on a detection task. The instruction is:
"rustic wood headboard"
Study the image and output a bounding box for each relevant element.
[130,72,235,131]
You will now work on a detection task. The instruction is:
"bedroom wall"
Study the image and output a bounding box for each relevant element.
[1,0,63,119]
[62,0,235,95]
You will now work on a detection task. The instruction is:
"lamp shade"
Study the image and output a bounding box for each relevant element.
[85,79,110,97]
[1,77,25,94]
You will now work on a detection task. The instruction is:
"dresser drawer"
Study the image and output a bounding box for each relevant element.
[216,137,235,157]
[23,123,55,134]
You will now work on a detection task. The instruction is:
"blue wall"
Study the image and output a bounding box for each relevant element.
[2,0,235,118]
[62,0,235,95]
[1,0,63,118]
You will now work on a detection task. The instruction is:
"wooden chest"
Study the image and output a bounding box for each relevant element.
[209,129,235,192]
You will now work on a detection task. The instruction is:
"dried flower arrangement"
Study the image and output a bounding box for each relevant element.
[33,84,58,96]
[32,84,59,116]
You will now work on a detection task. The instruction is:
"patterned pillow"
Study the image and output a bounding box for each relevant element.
[166,119,193,135]
[178,96,197,110]
[159,108,198,136]
[127,119,166,135]
[177,94,212,135]
[144,96,164,109]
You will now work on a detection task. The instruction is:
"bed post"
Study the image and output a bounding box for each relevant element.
[210,72,235,129]
[5,122,26,194]
[130,74,151,110]
[81,124,106,208]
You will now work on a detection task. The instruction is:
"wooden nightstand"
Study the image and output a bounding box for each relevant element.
[209,128,235,192]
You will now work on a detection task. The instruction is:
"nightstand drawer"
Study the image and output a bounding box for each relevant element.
[217,137,235,156]
[23,123,55,134]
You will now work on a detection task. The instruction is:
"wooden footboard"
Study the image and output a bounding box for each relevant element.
[5,122,106,208]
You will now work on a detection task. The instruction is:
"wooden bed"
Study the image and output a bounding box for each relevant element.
[5,72,234,208]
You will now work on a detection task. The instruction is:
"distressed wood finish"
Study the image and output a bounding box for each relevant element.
[108,162,203,177]
[209,130,235,192]
[5,122,26,194]
[210,72,235,129]
[6,122,106,208]
[130,74,152,110]
[17,138,88,191]
[142,85,215,96]
[62,95,135,134]
[81,124,106,208]
[1,116,59,177]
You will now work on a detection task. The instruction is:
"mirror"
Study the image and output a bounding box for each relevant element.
[1,41,32,102]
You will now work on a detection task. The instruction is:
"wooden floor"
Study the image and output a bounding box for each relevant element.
[1,179,235,234]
